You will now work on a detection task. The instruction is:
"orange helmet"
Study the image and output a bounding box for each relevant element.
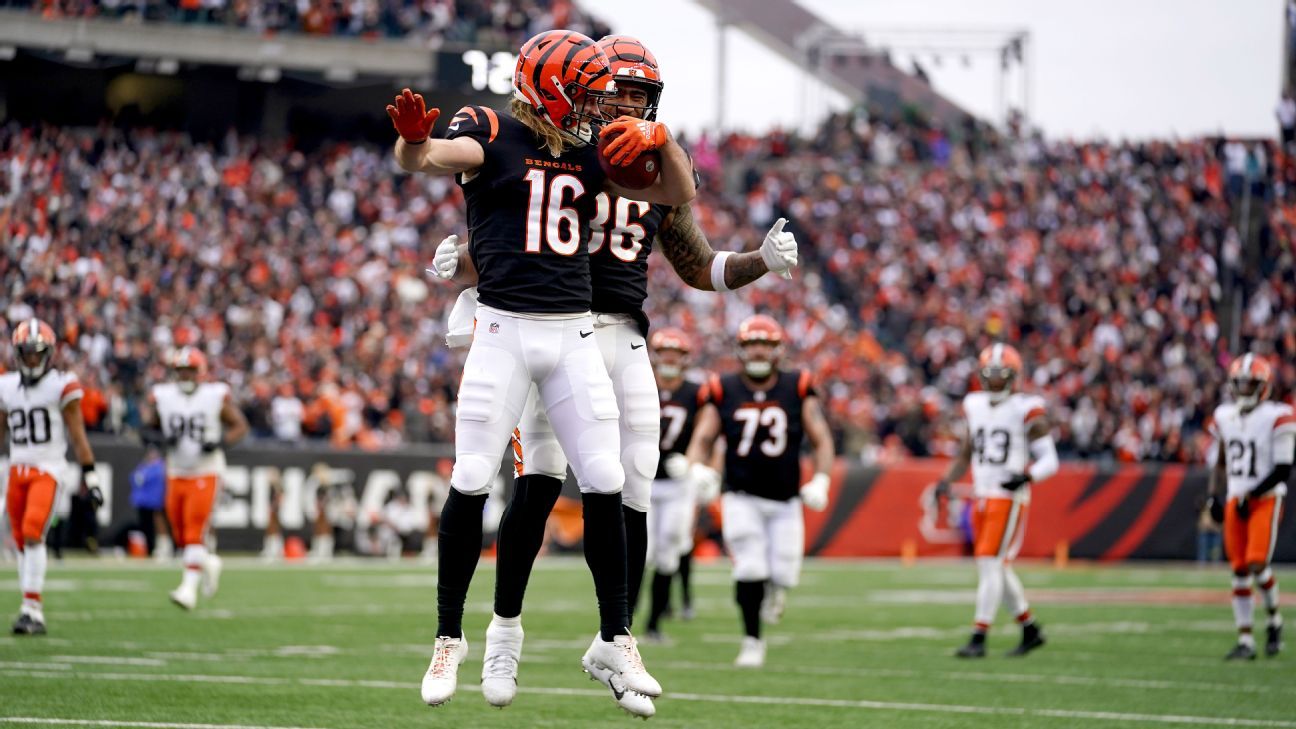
[513,30,615,146]
[650,327,691,354]
[12,318,57,384]
[171,346,208,374]
[737,315,784,346]
[596,35,664,121]
[977,343,1022,402]
[1228,353,1272,409]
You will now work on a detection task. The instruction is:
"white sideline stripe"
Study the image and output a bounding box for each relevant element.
[2,670,1292,727]
[0,718,326,729]
[0,662,72,671]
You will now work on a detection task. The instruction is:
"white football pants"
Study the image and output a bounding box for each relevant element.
[648,476,695,574]
[721,491,804,588]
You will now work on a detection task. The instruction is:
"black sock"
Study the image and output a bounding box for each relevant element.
[647,570,673,632]
[493,475,563,618]
[624,506,648,628]
[435,489,488,638]
[582,492,629,641]
[678,551,693,608]
[735,580,765,639]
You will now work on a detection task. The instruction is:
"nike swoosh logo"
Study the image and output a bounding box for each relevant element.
[580,331,593,338]
[448,124,460,131]
[631,343,644,350]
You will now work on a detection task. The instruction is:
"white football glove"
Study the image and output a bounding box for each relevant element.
[799,472,830,512]
[663,453,690,480]
[759,217,797,280]
[689,463,722,505]
[427,234,460,280]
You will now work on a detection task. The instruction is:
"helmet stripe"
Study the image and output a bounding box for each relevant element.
[991,343,1004,367]
[1242,353,1254,377]
[532,31,575,96]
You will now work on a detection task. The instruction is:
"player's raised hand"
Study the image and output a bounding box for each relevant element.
[601,116,668,166]
[429,235,460,280]
[386,88,440,143]
[760,217,797,280]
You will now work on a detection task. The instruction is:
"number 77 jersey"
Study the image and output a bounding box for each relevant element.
[1209,401,1296,499]
[961,391,1047,500]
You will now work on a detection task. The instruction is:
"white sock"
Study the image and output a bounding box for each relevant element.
[262,534,283,558]
[1256,568,1280,616]
[312,534,333,558]
[491,613,522,628]
[21,544,47,615]
[1001,564,1029,619]
[181,544,206,592]
[974,557,1004,627]
[1232,575,1254,637]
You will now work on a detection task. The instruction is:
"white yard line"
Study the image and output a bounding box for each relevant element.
[0,719,325,729]
[2,669,1292,727]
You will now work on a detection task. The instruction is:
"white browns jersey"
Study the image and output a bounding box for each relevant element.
[1209,401,1296,499]
[961,391,1047,499]
[0,370,83,469]
[152,382,229,477]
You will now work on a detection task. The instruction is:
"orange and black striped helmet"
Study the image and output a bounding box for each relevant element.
[597,35,664,121]
[513,30,615,146]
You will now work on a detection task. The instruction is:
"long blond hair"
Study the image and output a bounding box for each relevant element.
[510,97,570,158]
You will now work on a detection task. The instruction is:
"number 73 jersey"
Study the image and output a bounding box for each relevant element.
[151,382,229,477]
[961,391,1047,500]
[709,370,816,501]
[0,370,83,469]
[1209,401,1296,499]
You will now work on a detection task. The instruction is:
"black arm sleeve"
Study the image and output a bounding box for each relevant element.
[1250,463,1292,498]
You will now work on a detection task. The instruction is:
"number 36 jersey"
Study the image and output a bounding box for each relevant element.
[151,382,228,477]
[1209,401,1296,499]
[961,391,1047,500]
[709,370,815,502]
[0,370,83,469]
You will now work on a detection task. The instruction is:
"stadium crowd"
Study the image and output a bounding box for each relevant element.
[6,0,610,45]
[1,109,1292,463]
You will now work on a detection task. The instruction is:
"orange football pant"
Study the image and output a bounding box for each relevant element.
[166,475,219,547]
[6,465,58,545]
[971,497,1029,560]
[1224,494,1283,572]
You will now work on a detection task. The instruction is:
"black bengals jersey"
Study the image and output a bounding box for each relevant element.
[709,369,816,501]
[589,196,670,334]
[446,105,606,314]
[656,378,709,480]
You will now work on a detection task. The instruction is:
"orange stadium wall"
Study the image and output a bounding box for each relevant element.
[82,439,1289,561]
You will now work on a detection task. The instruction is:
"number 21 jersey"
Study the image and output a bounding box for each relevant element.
[961,391,1046,499]
[0,370,83,469]
[1210,401,1296,499]
[709,370,815,501]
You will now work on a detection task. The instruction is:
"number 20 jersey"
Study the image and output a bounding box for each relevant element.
[961,391,1047,500]
[709,370,815,501]
[0,370,83,469]
[1209,401,1296,499]
[151,382,228,477]
[447,106,608,315]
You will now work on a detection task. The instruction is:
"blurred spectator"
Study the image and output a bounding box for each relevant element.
[1278,91,1296,148]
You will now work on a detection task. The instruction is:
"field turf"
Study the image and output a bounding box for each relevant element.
[1,557,1293,728]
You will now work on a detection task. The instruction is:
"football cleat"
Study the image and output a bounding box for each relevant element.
[583,633,662,698]
[1225,642,1257,661]
[201,554,223,599]
[955,633,987,658]
[1266,624,1283,658]
[679,604,695,622]
[582,652,656,718]
[12,612,46,636]
[734,636,766,668]
[1006,623,1046,657]
[169,585,197,611]
[421,635,468,706]
[480,617,523,708]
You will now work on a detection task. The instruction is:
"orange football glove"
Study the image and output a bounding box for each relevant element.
[386,88,440,143]
[600,116,669,166]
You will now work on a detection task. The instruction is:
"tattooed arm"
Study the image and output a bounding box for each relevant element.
[655,204,773,291]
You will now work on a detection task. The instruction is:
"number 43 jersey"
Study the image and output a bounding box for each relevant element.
[151,382,229,477]
[709,370,816,502]
[0,370,83,470]
[961,391,1047,500]
[1210,401,1296,499]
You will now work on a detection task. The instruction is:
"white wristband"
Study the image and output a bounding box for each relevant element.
[710,251,734,293]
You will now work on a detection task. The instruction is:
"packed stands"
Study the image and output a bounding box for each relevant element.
[1,110,1291,462]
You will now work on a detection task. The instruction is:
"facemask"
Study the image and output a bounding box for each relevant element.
[179,381,198,395]
[744,361,773,379]
[657,364,682,380]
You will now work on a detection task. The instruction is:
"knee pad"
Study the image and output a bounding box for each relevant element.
[729,535,770,582]
[619,361,661,435]
[525,438,569,481]
[450,454,499,496]
[457,347,519,425]
[620,438,658,513]
[575,454,624,495]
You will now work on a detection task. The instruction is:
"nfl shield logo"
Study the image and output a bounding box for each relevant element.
[489,322,500,334]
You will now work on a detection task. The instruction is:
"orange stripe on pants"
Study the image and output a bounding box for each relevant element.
[1224,494,1283,572]
[6,465,58,544]
[971,497,1028,560]
[165,475,219,547]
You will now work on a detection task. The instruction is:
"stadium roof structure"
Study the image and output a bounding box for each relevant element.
[695,0,971,125]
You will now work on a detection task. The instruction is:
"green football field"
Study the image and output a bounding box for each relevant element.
[1,557,1294,729]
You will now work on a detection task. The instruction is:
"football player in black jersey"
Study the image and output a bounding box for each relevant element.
[684,315,836,668]
[388,29,697,709]
[426,36,799,716]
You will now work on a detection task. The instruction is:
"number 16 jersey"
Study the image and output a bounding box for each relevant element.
[1209,401,1296,499]
[0,370,83,469]
[961,391,1047,500]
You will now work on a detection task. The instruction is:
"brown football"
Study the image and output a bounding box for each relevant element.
[598,130,661,190]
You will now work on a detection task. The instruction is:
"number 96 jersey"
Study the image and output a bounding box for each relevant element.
[1209,401,1296,499]
[151,382,229,477]
[961,391,1047,500]
[710,370,815,502]
[0,370,83,469]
